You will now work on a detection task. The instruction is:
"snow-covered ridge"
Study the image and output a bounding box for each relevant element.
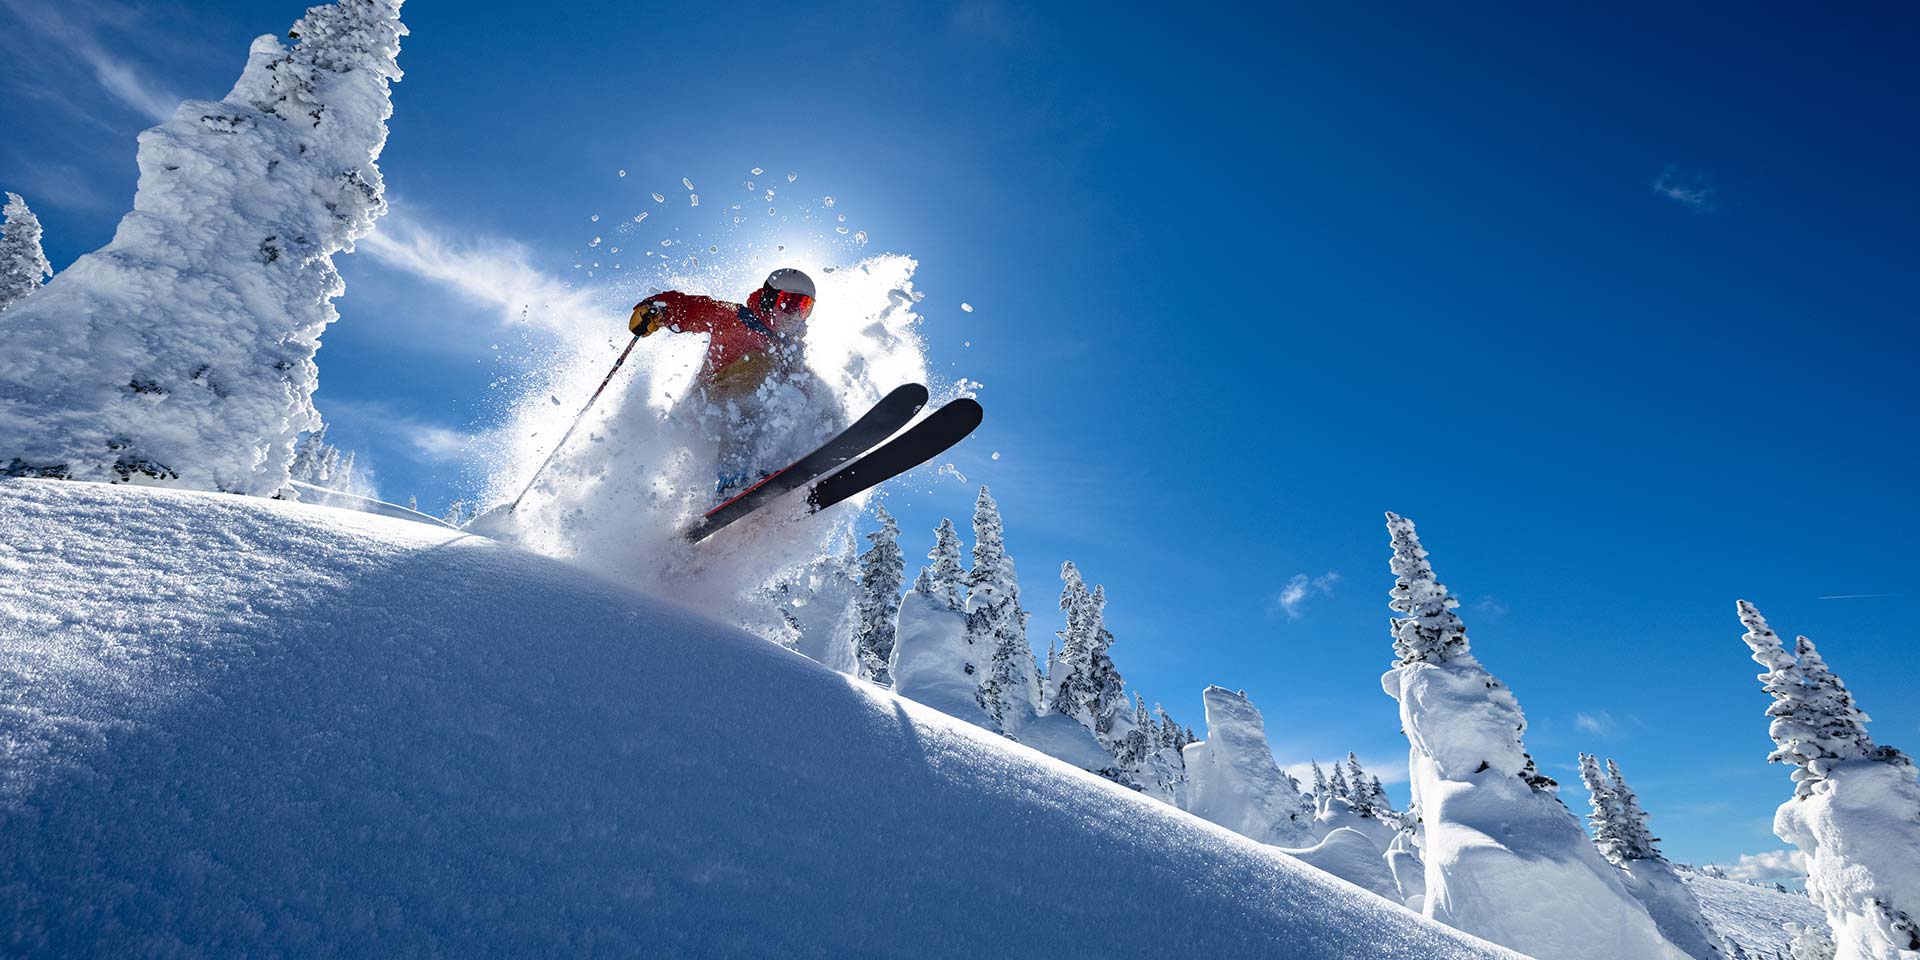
[0,479,1517,959]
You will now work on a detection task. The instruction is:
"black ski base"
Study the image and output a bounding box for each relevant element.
[806,398,983,515]
[680,383,927,543]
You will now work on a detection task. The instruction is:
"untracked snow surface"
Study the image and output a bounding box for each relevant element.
[1677,871,1828,957]
[0,480,1517,959]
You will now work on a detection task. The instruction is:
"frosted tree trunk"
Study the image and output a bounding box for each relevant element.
[0,1,405,493]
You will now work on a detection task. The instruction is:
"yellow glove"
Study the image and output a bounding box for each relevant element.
[630,300,668,337]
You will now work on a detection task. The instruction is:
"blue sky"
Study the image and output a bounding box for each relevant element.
[4,0,1916,871]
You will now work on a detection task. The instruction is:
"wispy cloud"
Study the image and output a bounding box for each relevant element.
[1653,165,1717,212]
[1574,710,1618,736]
[357,205,602,337]
[1277,571,1340,620]
[319,397,479,464]
[1472,595,1509,619]
[1817,592,1901,601]
[0,0,179,122]
[1714,849,1808,883]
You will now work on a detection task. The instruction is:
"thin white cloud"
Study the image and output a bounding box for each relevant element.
[1715,849,1808,883]
[1277,571,1340,620]
[1817,592,1901,601]
[318,398,477,465]
[1653,165,1716,212]
[0,0,179,122]
[1574,710,1618,736]
[406,423,476,462]
[357,206,603,337]
[1473,595,1509,619]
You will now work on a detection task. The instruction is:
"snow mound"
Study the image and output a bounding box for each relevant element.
[0,480,1515,959]
[1181,685,1314,847]
[1282,827,1401,901]
[1677,870,1828,957]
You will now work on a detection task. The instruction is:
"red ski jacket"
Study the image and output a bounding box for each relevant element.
[631,291,802,395]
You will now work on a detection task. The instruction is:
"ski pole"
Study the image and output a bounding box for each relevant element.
[503,333,641,513]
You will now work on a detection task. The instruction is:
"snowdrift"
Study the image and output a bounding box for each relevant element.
[0,479,1516,959]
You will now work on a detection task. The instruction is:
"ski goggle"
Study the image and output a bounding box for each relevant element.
[765,288,815,317]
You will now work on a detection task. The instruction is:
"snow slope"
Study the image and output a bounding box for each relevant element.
[0,479,1517,959]
[1678,871,1829,957]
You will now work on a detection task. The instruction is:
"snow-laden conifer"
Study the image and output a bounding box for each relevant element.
[0,192,53,312]
[1607,759,1664,862]
[1069,582,1131,746]
[1346,753,1373,815]
[965,487,1039,733]
[1381,513,1686,960]
[1104,697,1189,805]
[921,517,967,612]
[1047,561,1097,718]
[1582,754,1728,959]
[0,0,406,492]
[1738,601,1920,960]
[1329,760,1352,802]
[1311,761,1329,799]
[1387,511,1468,665]
[1581,753,1629,863]
[852,505,904,686]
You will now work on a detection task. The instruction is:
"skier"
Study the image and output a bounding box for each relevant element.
[628,268,841,497]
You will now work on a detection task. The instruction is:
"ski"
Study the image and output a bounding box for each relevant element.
[680,383,928,543]
[805,398,984,515]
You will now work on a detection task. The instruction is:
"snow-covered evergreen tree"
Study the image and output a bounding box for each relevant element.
[1046,563,1130,750]
[1581,753,1629,863]
[1582,754,1728,959]
[1739,601,1920,960]
[0,0,406,492]
[920,517,967,612]
[1150,702,1190,803]
[1345,753,1372,815]
[1381,512,1686,960]
[289,425,330,482]
[852,505,904,686]
[1368,776,1395,823]
[965,487,1039,734]
[0,192,53,312]
[1607,759,1664,862]
[1311,761,1328,799]
[1081,586,1130,742]
[1328,761,1352,803]
[1047,561,1098,719]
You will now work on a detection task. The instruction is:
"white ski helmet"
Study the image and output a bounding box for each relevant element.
[758,267,817,319]
[763,267,815,298]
